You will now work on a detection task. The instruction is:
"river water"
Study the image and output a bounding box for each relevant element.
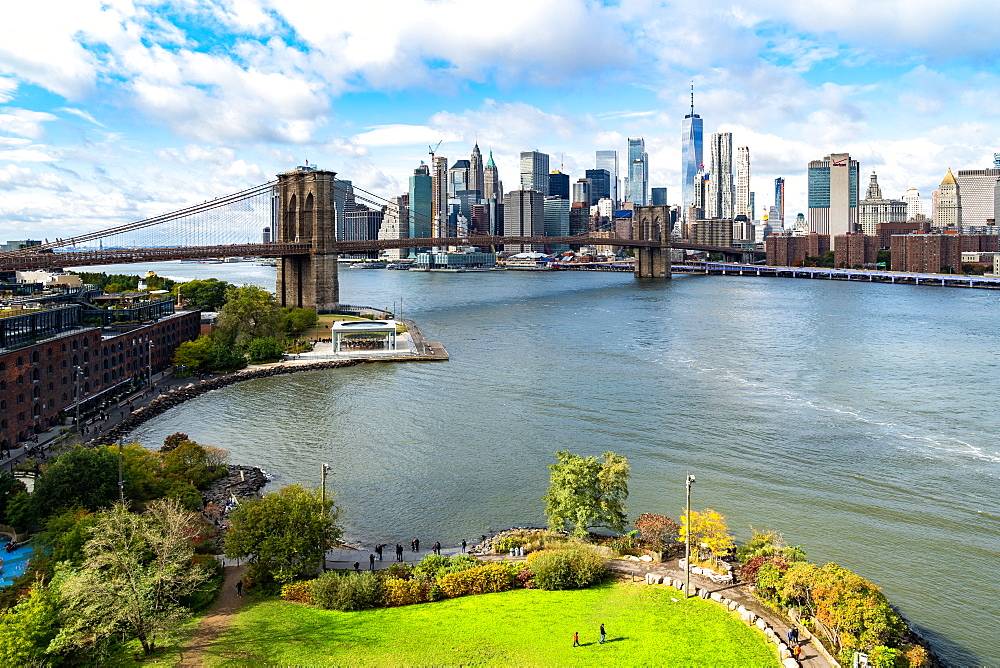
[84,261,998,665]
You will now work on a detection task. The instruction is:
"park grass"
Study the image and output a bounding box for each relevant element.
[203,580,780,667]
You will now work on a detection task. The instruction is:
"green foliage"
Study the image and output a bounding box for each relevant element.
[160,440,226,490]
[182,555,225,612]
[224,485,342,590]
[542,450,630,536]
[281,580,314,604]
[679,508,734,559]
[736,527,807,563]
[525,546,608,591]
[634,513,681,552]
[495,535,526,552]
[246,336,285,364]
[33,445,120,518]
[39,508,99,566]
[171,336,215,374]
[811,563,906,656]
[778,561,820,611]
[437,562,516,598]
[754,558,790,599]
[214,285,282,347]
[868,645,907,668]
[0,581,60,665]
[176,278,233,311]
[383,577,428,606]
[311,572,385,611]
[413,553,451,579]
[0,470,27,522]
[280,307,319,337]
[4,491,37,533]
[206,340,247,372]
[382,562,413,580]
[71,271,176,293]
[54,499,211,657]
[161,432,190,452]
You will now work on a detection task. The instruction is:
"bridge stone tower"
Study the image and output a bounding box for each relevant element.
[275,168,340,313]
[633,204,672,278]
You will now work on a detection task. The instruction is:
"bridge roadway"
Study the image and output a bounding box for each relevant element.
[0,237,762,270]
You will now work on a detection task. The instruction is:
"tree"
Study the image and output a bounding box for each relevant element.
[171,336,215,374]
[542,450,629,537]
[0,581,59,665]
[280,307,319,338]
[679,508,734,561]
[176,278,232,310]
[55,499,210,656]
[0,470,27,521]
[39,508,100,565]
[206,340,246,372]
[224,485,342,589]
[33,446,120,518]
[811,563,906,657]
[246,336,285,364]
[214,285,282,347]
[633,513,680,552]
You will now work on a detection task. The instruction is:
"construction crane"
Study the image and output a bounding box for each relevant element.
[428,140,442,162]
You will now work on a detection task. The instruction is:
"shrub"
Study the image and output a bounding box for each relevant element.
[515,565,535,589]
[634,513,680,552]
[902,645,930,667]
[414,554,451,580]
[384,577,428,607]
[438,562,516,598]
[310,571,384,611]
[383,562,413,580]
[281,580,314,604]
[867,646,906,668]
[495,535,526,552]
[437,554,479,577]
[526,546,608,591]
[605,533,641,556]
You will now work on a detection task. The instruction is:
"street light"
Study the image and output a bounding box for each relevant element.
[685,473,695,598]
[320,463,330,572]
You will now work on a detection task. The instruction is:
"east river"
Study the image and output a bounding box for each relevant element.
[82,261,999,665]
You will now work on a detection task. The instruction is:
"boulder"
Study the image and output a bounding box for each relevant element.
[782,658,799,668]
[710,592,723,602]
[639,554,653,562]
[756,618,768,631]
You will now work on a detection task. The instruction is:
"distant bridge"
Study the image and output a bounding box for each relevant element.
[0,169,761,310]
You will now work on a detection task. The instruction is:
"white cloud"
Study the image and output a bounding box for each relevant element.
[0,108,58,139]
[0,78,16,103]
[352,125,460,148]
[0,164,68,191]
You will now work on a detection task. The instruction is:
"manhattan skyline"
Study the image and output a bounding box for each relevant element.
[0,0,998,240]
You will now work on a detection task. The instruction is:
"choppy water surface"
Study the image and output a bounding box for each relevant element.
[110,261,999,665]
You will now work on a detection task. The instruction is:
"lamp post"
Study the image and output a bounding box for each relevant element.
[320,463,329,572]
[73,365,82,432]
[685,473,695,598]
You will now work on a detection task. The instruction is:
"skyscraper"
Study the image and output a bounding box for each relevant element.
[503,189,545,252]
[585,169,611,205]
[596,150,618,204]
[543,196,570,251]
[408,164,432,255]
[571,179,590,205]
[484,150,503,202]
[954,167,1000,226]
[808,153,860,245]
[936,168,960,228]
[520,151,550,195]
[651,187,667,206]
[448,159,470,198]
[735,146,751,219]
[431,156,448,237]
[377,194,409,261]
[627,138,648,205]
[548,171,570,200]
[707,132,733,219]
[681,83,704,222]
[902,187,924,220]
[469,143,485,196]
[858,171,907,235]
[774,178,785,226]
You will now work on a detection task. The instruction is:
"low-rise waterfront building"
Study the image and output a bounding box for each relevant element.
[765,232,830,266]
[834,234,878,268]
[890,234,962,273]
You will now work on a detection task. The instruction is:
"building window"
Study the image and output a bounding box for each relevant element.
[17,393,24,403]
[61,360,67,369]
[47,364,53,373]
[0,400,5,409]
[83,352,89,362]
[62,393,67,401]
[62,377,67,385]
[61,343,66,352]
[17,412,24,422]
[0,362,5,371]
[31,351,39,363]
[48,382,53,390]
[16,375,23,385]
[16,356,23,366]
[72,341,78,350]
[0,381,5,390]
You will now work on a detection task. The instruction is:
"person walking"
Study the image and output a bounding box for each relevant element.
[369,553,375,571]
[235,579,243,598]
[414,538,420,552]
[599,623,606,644]
[353,561,360,573]
[375,544,383,561]
[461,539,467,553]
[395,543,403,562]
[573,632,581,648]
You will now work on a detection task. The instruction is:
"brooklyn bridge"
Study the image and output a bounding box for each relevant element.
[0,168,762,312]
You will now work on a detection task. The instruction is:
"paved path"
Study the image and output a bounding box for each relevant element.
[177,565,248,668]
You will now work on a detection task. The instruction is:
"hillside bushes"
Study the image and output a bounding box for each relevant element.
[526,546,608,591]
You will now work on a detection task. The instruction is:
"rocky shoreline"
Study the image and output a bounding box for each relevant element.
[92,359,362,446]
[202,464,270,509]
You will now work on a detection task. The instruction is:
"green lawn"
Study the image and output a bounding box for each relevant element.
[205,581,780,666]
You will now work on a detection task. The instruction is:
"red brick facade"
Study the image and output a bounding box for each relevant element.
[765,233,831,266]
[890,234,963,273]
[834,234,878,268]
[0,311,200,449]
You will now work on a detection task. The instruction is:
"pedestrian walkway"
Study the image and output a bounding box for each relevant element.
[324,544,470,571]
[177,565,248,667]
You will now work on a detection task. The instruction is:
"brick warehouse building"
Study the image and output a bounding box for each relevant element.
[0,301,199,450]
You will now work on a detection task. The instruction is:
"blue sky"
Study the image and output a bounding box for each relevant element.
[1,0,999,239]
